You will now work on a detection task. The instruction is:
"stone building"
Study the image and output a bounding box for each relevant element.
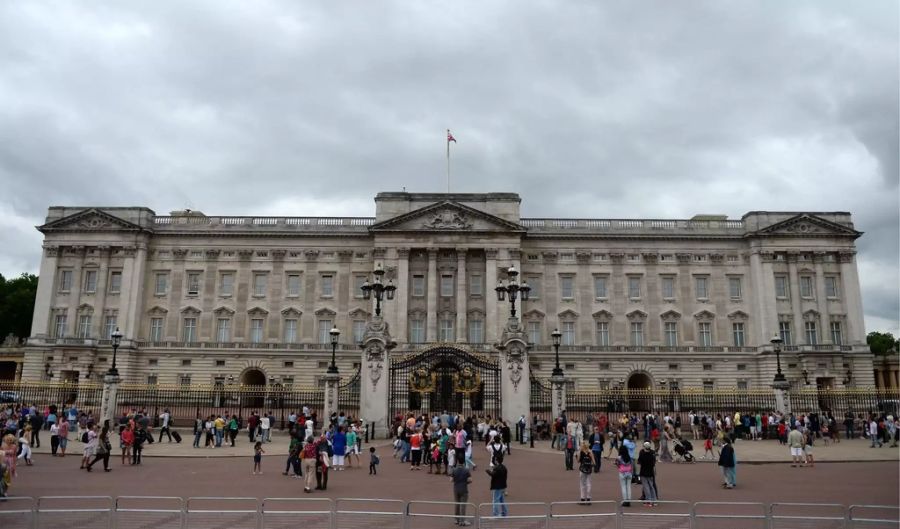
[24,192,876,415]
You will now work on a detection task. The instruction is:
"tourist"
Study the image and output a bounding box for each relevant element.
[451,457,472,526]
[214,415,225,447]
[120,423,134,465]
[346,426,359,468]
[487,433,505,468]
[260,413,271,443]
[332,426,347,471]
[485,453,508,517]
[80,424,97,469]
[616,445,633,507]
[86,423,111,472]
[252,441,265,474]
[369,446,379,475]
[49,421,59,456]
[465,437,476,469]
[58,418,69,457]
[702,432,718,460]
[589,426,603,472]
[316,435,330,490]
[132,426,147,465]
[2,433,18,484]
[193,416,203,448]
[204,416,215,448]
[804,429,815,467]
[284,434,302,478]
[248,412,259,442]
[28,411,43,448]
[788,425,805,467]
[718,437,736,489]
[410,427,423,470]
[577,441,595,504]
[302,436,318,492]
[158,409,172,442]
[637,441,658,506]
[228,415,239,447]
[869,416,882,448]
[605,429,619,460]
[659,426,673,463]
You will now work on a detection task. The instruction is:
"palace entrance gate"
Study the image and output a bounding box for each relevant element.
[389,345,501,419]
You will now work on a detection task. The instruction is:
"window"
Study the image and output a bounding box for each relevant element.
[468,319,484,343]
[353,320,366,343]
[800,276,814,298]
[439,318,455,342]
[702,364,713,371]
[287,274,302,297]
[108,271,122,294]
[283,319,298,343]
[695,276,709,299]
[703,380,715,391]
[805,321,818,345]
[527,277,541,299]
[83,270,98,293]
[283,361,294,368]
[58,270,73,292]
[732,322,745,347]
[183,317,197,342]
[779,321,793,345]
[664,322,678,346]
[830,321,843,345]
[148,358,158,366]
[561,321,576,346]
[320,274,334,297]
[179,374,191,386]
[250,318,264,343]
[469,275,483,297]
[147,375,158,385]
[216,318,231,342]
[630,322,644,346]
[219,272,234,296]
[253,273,268,297]
[628,276,641,299]
[412,275,425,297]
[409,319,425,343]
[728,277,742,300]
[698,322,712,346]
[150,318,163,341]
[216,360,226,367]
[317,319,333,344]
[103,315,117,339]
[77,315,92,338]
[441,275,454,297]
[594,276,608,299]
[560,276,574,300]
[354,275,367,298]
[737,364,747,371]
[527,321,541,345]
[154,273,168,295]
[825,276,840,298]
[186,272,201,295]
[737,381,748,391]
[596,321,610,346]
[54,314,67,338]
[775,275,789,299]
[661,276,675,299]
[668,364,679,371]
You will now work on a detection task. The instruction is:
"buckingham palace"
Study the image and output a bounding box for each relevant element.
[22,191,877,418]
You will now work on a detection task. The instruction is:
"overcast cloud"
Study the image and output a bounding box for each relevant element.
[1,1,897,334]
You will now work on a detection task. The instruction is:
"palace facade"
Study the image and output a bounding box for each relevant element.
[24,192,877,397]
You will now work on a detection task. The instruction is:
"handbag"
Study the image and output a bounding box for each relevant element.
[631,474,642,485]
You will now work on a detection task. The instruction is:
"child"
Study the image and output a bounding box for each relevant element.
[18,426,33,466]
[447,439,456,470]
[429,442,440,474]
[252,441,265,474]
[703,435,718,460]
[369,446,379,475]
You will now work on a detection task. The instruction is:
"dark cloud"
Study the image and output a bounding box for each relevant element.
[0,0,896,332]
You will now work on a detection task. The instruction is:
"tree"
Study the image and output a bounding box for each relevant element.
[867,331,899,356]
[0,273,39,341]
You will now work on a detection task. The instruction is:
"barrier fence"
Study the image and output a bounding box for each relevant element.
[0,497,896,528]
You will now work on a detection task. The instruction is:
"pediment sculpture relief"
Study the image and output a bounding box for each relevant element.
[422,209,472,230]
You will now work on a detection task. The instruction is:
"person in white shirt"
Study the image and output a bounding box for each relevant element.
[260,414,271,443]
[158,410,172,443]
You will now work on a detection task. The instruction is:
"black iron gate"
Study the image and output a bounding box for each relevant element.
[389,345,501,419]
[338,368,361,419]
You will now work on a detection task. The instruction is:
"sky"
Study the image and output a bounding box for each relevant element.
[0,1,897,335]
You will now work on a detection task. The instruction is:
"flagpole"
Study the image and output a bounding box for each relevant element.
[446,129,451,193]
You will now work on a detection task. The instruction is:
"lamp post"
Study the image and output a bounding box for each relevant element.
[771,334,786,385]
[495,264,530,318]
[108,327,123,376]
[327,327,341,374]
[361,264,396,317]
[551,328,563,377]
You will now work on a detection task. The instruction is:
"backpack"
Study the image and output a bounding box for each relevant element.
[81,431,89,443]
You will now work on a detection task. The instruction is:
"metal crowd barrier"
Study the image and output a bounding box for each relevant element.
[848,504,900,529]
[1,496,896,528]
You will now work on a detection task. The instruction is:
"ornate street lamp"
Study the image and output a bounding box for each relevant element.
[551,328,563,377]
[771,334,786,384]
[361,264,396,317]
[108,327,123,376]
[495,264,530,318]
[327,326,341,374]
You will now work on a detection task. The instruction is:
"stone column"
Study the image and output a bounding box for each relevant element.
[485,249,499,344]
[30,245,60,339]
[456,248,468,343]
[814,255,831,341]
[497,317,530,422]
[550,373,568,419]
[396,248,410,344]
[100,371,121,425]
[121,244,149,342]
[360,316,396,439]
[426,249,438,342]
[323,372,341,423]
[839,252,866,344]
[787,253,804,334]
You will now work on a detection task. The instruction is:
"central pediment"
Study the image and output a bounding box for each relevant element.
[369,201,525,233]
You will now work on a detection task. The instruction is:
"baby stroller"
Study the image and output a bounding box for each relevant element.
[673,439,695,462]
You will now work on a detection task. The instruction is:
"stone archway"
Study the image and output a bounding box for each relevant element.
[627,371,653,412]
[240,368,266,386]
[240,368,267,410]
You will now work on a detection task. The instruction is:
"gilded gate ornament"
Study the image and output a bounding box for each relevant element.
[454,366,481,394]
[409,366,437,393]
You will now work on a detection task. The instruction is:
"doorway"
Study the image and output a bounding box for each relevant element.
[627,372,652,412]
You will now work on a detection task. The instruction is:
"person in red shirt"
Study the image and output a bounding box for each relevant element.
[409,429,423,470]
[120,424,135,465]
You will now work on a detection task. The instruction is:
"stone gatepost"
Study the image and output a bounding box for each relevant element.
[496,317,530,423]
[323,372,341,423]
[360,316,396,439]
[773,379,791,415]
[550,373,568,420]
[100,372,120,425]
